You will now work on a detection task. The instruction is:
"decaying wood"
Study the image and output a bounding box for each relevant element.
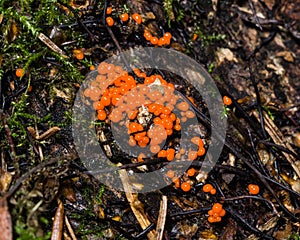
[38,33,68,58]
[51,199,64,240]
[27,126,61,141]
[0,197,12,240]
[118,168,157,239]
[65,215,77,240]
[156,195,167,240]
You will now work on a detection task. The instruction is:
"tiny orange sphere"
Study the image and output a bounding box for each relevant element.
[219,209,226,217]
[212,203,223,214]
[97,110,107,121]
[132,13,142,24]
[203,183,213,193]
[158,150,167,158]
[143,30,152,41]
[188,150,198,160]
[150,37,159,45]
[166,148,175,161]
[166,170,175,178]
[208,216,215,223]
[90,65,95,71]
[16,68,24,77]
[128,136,136,147]
[120,13,129,22]
[164,32,172,39]
[177,101,189,111]
[172,177,180,188]
[248,184,260,195]
[210,188,217,195]
[150,144,160,154]
[193,33,198,41]
[181,182,191,192]
[223,96,232,106]
[106,7,112,15]
[187,168,196,177]
[197,147,206,156]
[106,17,114,27]
[75,52,84,60]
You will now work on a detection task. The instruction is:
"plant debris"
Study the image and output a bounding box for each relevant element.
[0,0,300,239]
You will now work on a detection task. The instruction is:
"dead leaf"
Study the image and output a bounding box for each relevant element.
[273,223,292,240]
[267,58,285,76]
[273,35,286,49]
[294,133,300,148]
[261,0,275,10]
[257,215,279,231]
[199,229,218,240]
[276,51,294,62]
[0,198,12,240]
[179,223,198,239]
[220,219,237,240]
[215,48,237,65]
[0,170,12,192]
[52,87,71,102]
[5,21,18,43]
[144,12,156,20]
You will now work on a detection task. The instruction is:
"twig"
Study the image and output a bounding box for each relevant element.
[134,223,155,239]
[170,207,210,217]
[156,195,167,240]
[0,112,18,164]
[38,33,67,58]
[57,0,97,42]
[118,167,157,239]
[4,154,75,198]
[246,31,276,60]
[65,215,77,240]
[248,0,262,30]
[249,64,268,139]
[225,206,275,240]
[253,110,300,178]
[226,137,298,220]
[223,195,279,216]
[247,128,269,176]
[51,199,64,240]
[258,139,300,159]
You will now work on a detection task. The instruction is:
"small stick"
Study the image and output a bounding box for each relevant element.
[38,33,68,58]
[27,126,61,141]
[170,207,211,217]
[65,215,77,240]
[118,167,157,239]
[253,111,300,178]
[57,0,97,42]
[0,113,18,164]
[258,139,300,159]
[249,64,267,139]
[156,196,167,240]
[223,195,279,216]
[225,206,275,240]
[248,0,262,30]
[247,128,269,176]
[51,199,64,240]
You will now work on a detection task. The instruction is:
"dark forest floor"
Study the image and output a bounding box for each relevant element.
[0,0,300,239]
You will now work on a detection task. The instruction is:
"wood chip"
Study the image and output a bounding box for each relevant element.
[38,32,68,58]
[118,168,157,239]
[0,197,12,240]
[51,200,64,240]
[156,196,167,240]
